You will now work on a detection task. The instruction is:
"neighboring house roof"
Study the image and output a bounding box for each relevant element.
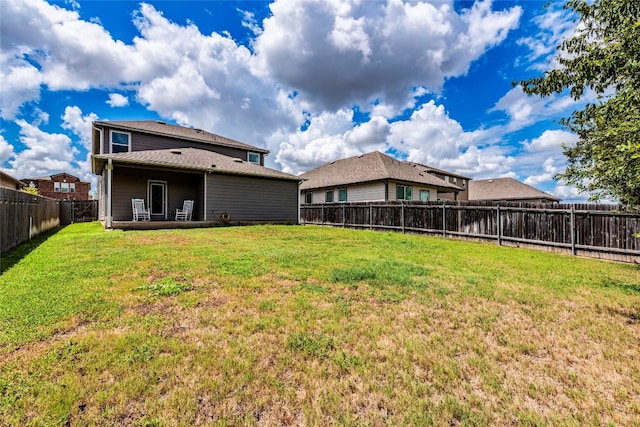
[0,171,26,189]
[405,162,472,181]
[23,173,83,182]
[93,148,300,182]
[93,120,269,154]
[299,151,463,191]
[468,178,561,202]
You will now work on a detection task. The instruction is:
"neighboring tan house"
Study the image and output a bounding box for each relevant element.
[22,173,91,200]
[405,162,472,201]
[468,178,561,203]
[299,151,463,204]
[91,120,301,226]
[0,171,26,190]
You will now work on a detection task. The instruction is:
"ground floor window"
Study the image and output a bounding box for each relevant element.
[420,190,430,201]
[396,184,412,201]
[305,192,312,204]
[338,188,347,202]
[326,189,334,202]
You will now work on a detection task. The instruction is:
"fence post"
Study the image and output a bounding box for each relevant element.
[322,205,325,225]
[369,204,373,230]
[402,203,405,233]
[497,205,502,246]
[570,205,576,256]
[342,204,346,228]
[442,203,446,238]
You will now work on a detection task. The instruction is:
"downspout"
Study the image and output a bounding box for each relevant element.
[203,172,208,221]
[106,158,113,228]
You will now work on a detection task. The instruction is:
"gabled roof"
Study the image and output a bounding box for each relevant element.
[93,120,269,154]
[299,151,463,191]
[468,178,561,202]
[93,148,300,182]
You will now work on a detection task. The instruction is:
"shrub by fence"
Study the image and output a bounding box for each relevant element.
[300,201,640,263]
[1,188,60,253]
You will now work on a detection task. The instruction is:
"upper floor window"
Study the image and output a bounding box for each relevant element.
[111,131,130,153]
[325,189,334,203]
[70,183,76,193]
[54,182,60,192]
[462,179,467,187]
[61,182,70,193]
[444,176,450,183]
[338,188,347,202]
[247,152,260,165]
[453,177,457,184]
[396,184,412,201]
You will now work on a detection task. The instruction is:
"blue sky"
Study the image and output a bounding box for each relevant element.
[1,0,591,201]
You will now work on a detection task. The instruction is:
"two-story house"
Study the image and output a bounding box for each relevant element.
[91,120,301,227]
[22,173,91,200]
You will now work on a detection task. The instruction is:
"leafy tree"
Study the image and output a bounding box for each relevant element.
[518,0,640,207]
[21,183,39,196]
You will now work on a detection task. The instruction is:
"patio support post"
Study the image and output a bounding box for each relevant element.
[106,158,113,228]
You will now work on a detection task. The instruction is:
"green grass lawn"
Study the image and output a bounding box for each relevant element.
[1,222,639,426]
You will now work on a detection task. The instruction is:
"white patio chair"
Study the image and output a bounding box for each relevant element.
[175,200,194,221]
[132,198,151,221]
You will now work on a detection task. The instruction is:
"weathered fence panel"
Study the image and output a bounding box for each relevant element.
[60,200,98,225]
[301,201,640,263]
[1,188,60,253]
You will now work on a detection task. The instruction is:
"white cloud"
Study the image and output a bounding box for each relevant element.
[61,106,98,151]
[254,0,521,109]
[491,86,579,129]
[523,129,577,153]
[0,135,15,166]
[106,93,129,107]
[524,157,558,186]
[516,3,577,71]
[8,120,78,179]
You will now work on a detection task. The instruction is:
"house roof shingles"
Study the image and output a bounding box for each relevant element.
[299,151,462,191]
[468,178,561,202]
[94,120,269,154]
[93,148,300,181]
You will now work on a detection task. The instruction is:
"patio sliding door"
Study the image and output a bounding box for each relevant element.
[148,180,167,219]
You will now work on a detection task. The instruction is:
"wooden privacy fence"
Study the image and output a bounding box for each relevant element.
[300,201,640,263]
[0,188,60,253]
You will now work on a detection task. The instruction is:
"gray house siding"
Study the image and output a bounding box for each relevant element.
[303,182,386,204]
[110,166,203,221]
[206,174,298,222]
[101,129,262,164]
[344,182,386,202]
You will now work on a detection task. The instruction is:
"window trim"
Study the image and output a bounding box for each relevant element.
[110,130,131,154]
[247,152,260,165]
